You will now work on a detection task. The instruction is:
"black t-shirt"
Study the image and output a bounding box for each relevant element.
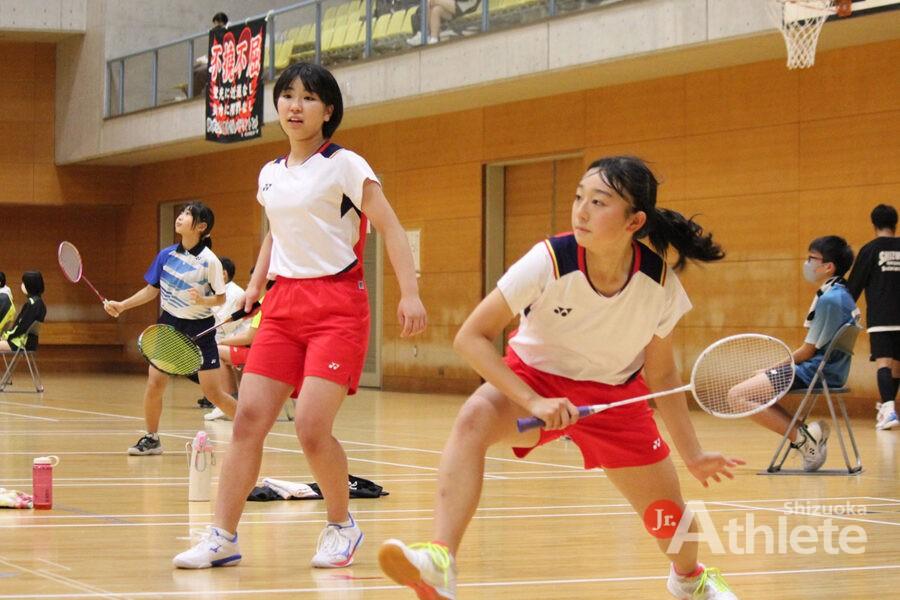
[847,236,900,330]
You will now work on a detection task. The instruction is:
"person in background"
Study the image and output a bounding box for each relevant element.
[847,204,900,430]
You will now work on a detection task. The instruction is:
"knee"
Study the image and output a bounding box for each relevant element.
[295,421,331,454]
[452,397,500,445]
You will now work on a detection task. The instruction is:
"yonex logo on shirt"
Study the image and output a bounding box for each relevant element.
[262,183,272,191]
[329,362,341,370]
[554,306,574,317]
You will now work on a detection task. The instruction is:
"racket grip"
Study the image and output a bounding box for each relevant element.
[229,301,261,321]
[516,406,593,432]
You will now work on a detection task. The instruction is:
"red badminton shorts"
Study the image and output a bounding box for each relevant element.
[244,273,370,396]
[505,349,670,469]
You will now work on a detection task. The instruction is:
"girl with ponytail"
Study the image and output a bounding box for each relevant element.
[105,201,238,456]
[379,156,743,600]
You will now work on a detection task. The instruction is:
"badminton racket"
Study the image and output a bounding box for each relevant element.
[57,241,107,303]
[517,333,794,432]
[137,302,260,376]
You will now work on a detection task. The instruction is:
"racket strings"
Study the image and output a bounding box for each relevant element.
[139,326,203,376]
[692,336,793,417]
[58,243,83,282]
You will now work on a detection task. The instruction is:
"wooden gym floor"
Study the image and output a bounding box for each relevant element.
[1,372,898,599]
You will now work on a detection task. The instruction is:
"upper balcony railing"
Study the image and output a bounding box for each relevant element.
[105,0,620,118]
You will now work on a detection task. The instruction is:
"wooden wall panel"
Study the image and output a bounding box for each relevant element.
[664,193,800,261]
[584,76,685,145]
[683,125,799,199]
[799,111,900,189]
[799,40,900,122]
[393,108,484,171]
[483,91,585,160]
[685,60,799,134]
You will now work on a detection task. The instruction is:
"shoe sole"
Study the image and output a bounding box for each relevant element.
[173,554,241,569]
[128,448,163,455]
[378,542,450,600]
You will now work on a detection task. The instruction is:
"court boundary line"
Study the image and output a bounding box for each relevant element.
[0,563,897,598]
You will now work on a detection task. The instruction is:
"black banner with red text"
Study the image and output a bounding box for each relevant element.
[205,18,266,143]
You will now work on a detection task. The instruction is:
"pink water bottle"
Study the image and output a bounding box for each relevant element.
[32,455,60,509]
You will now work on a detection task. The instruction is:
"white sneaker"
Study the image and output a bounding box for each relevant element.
[876,401,899,430]
[667,564,738,599]
[379,539,456,600]
[173,526,241,569]
[406,35,438,46]
[204,407,229,421]
[797,420,830,472]
[310,515,364,568]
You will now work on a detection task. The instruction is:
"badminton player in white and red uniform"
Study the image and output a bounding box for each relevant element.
[379,156,745,599]
[174,62,426,570]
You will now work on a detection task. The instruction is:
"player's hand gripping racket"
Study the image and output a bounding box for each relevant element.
[137,302,261,376]
[517,334,795,432]
[58,241,107,303]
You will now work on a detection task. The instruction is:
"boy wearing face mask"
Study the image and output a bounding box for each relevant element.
[736,236,859,472]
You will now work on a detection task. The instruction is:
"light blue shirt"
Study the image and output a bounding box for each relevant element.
[795,284,858,388]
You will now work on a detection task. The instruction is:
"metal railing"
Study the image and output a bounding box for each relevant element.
[105,0,617,117]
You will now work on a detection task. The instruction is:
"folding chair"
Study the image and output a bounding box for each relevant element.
[0,321,44,394]
[762,322,863,475]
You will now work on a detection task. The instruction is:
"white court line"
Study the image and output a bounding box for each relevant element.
[35,559,71,571]
[8,499,898,523]
[0,556,123,600]
[0,563,897,598]
[0,474,608,488]
[0,399,141,420]
[290,431,586,470]
[9,503,900,531]
[0,411,58,422]
[866,496,900,504]
[712,500,900,528]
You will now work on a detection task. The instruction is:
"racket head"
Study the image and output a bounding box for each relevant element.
[57,241,83,283]
[137,324,204,376]
[689,334,795,419]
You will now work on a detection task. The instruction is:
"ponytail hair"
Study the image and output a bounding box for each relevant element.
[185,201,215,249]
[586,156,725,271]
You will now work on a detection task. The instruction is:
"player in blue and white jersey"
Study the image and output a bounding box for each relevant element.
[105,201,235,455]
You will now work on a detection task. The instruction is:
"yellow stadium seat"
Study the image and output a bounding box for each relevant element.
[372,13,391,40]
[324,24,347,52]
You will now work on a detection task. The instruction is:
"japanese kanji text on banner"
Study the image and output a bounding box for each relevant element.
[206,18,266,143]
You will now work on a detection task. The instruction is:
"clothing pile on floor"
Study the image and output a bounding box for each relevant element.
[0,488,33,509]
[247,475,388,501]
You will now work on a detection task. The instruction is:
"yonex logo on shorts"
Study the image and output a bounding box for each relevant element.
[652,437,662,450]
[553,306,573,316]
[329,362,341,370]
[262,183,272,191]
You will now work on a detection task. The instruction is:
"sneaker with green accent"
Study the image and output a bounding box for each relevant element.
[666,564,738,599]
[379,539,456,600]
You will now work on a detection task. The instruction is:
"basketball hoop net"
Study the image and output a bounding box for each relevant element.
[767,0,850,69]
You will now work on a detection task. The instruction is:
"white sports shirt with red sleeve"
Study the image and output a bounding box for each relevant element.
[257,142,378,278]
[497,233,692,385]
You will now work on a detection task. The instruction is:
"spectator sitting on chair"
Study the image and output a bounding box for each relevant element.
[728,236,859,472]
[407,0,480,46]
[847,203,900,430]
[0,272,16,335]
[0,271,46,353]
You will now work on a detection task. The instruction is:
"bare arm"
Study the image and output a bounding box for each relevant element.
[454,289,579,429]
[644,332,745,486]
[104,285,159,318]
[243,232,273,312]
[219,326,257,348]
[792,342,817,364]
[361,180,426,337]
